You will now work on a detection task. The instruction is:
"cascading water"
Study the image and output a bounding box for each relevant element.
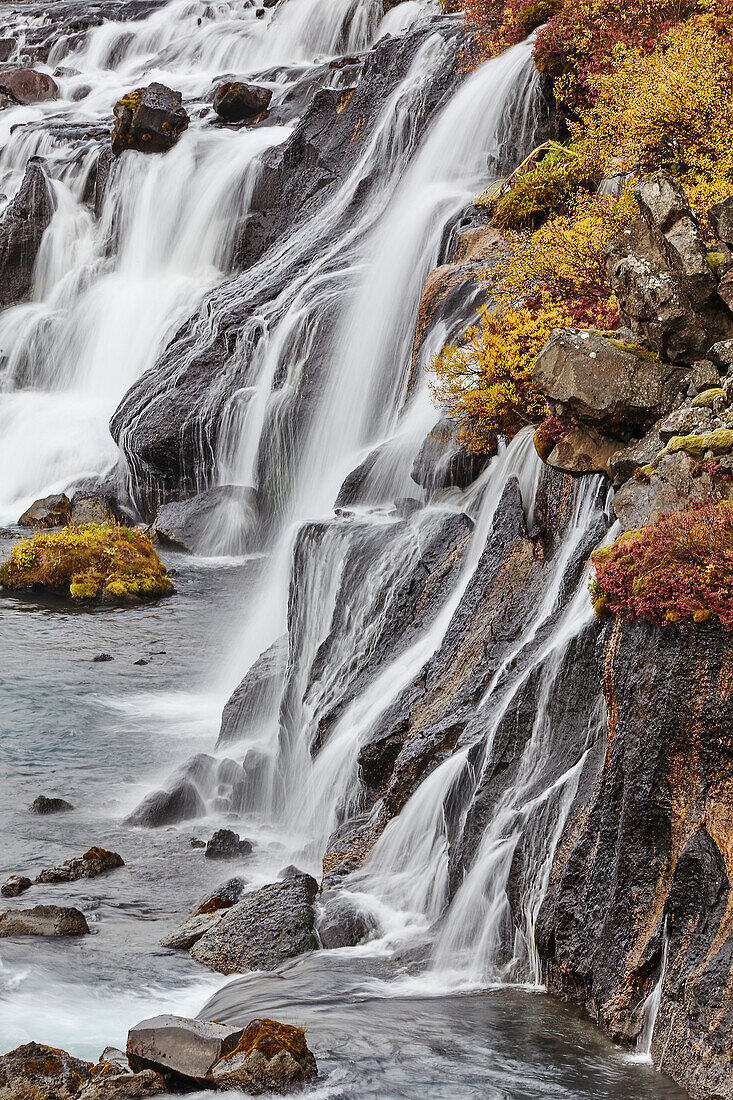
[0,0,689,1094]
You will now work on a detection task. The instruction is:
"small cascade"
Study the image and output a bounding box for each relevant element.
[637,919,671,1063]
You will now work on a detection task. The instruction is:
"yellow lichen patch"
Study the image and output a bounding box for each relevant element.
[219,1019,311,1066]
[0,523,174,604]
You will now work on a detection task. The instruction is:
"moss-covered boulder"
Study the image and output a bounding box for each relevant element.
[211,1019,318,1094]
[111,83,188,155]
[0,523,174,604]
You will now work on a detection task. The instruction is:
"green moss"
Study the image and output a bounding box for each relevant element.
[476,140,599,229]
[662,427,733,459]
[690,387,726,408]
[117,87,144,113]
[0,523,174,605]
[605,338,659,362]
[707,251,726,272]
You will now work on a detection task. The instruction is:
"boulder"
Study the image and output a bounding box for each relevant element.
[0,39,16,64]
[532,329,688,435]
[125,780,205,827]
[411,416,494,492]
[160,909,224,950]
[612,448,733,529]
[1,875,31,898]
[111,83,189,155]
[0,1043,92,1099]
[126,1015,246,1083]
[0,904,89,936]
[635,172,717,307]
[318,896,378,949]
[70,492,121,526]
[18,492,71,528]
[195,876,247,914]
[709,196,733,245]
[656,405,712,440]
[30,794,74,813]
[82,1068,166,1100]
[217,635,288,747]
[545,426,621,475]
[190,872,319,974]
[210,1019,317,1094]
[36,846,124,884]
[205,828,253,860]
[152,484,258,555]
[607,427,664,484]
[0,157,55,308]
[0,66,58,104]
[213,81,272,123]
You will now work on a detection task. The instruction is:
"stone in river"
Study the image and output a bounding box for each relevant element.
[1,874,31,898]
[36,846,124,884]
[0,904,89,936]
[205,828,253,860]
[30,794,74,813]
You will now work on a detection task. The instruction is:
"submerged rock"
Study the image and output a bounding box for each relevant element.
[190,872,319,974]
[0,904,89,936]
[318,895,379,949]
[30,794,74,813]
[125,780,205,827]
[1,875,31,898]
[0,158,56,308]
[111,83,189,155]
[213,80,272,123]
[205,829,253,860]
[0,66,58,104]
[36,846,124,884]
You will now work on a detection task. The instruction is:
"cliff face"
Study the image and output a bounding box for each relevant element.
[537,618,733,1100]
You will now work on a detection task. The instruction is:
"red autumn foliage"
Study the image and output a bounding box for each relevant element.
[590,502,733,628]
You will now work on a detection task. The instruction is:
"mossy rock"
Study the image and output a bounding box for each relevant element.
[662,427,733,459]
[690,387,726,408]
[0,523,174,604]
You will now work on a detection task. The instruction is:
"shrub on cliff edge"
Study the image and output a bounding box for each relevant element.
[0,523,174,603]
[590,502,733,627]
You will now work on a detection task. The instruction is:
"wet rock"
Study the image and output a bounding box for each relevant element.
[125,779,206,827]
[0,1042,92,1099]
[453,223,506,263]
[190,872,319,974]
[533,329,688,435]
[318,895,378,949]
[17,491,71,527]
[0,66,58,104]
[152,485,258,555]
[36,846,124,884]
[0,40,16,64]
[0,904,89,936]
[70,492,121,526]
[189,837,205,849]
[111,83,189,155]
[537,619,733,1099]
[411,416,494,491]
[205,828,253,860]
[546,426,620,475]
[82,1068,166,1100]
[126,1015,245,1083]
[160,909,224,950]
[30,794,74,813]
[1,875,31,898]
[195,877,247,914]
[213,80,272,123]
[217,635,288,747]
[93,653,114,663]
[210,1018,317,1093]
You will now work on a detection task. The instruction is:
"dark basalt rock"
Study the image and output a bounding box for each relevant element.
[109,20,474,516]
[318,895,379,949]
[151,484,258,555]
[17,491,71,528]
[111,83,189,155]
[0,158,56,309]
[125,779,205,827]
[190,872,319,974]
[204,828,253,860]
[30,794,74,813]
[0,66,58,104]
[537,618,733,1100]
[36,846,124,884]
[213,80,272,123]
[0,904,89,936]
[411,416,494,491]
[0,1043,93,1099]
[217,635,288,747]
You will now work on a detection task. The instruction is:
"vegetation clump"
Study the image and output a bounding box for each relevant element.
[0,523,174,604]
[590,502,733,627]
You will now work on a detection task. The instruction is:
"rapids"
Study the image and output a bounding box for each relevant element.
[0,0,687,1094]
